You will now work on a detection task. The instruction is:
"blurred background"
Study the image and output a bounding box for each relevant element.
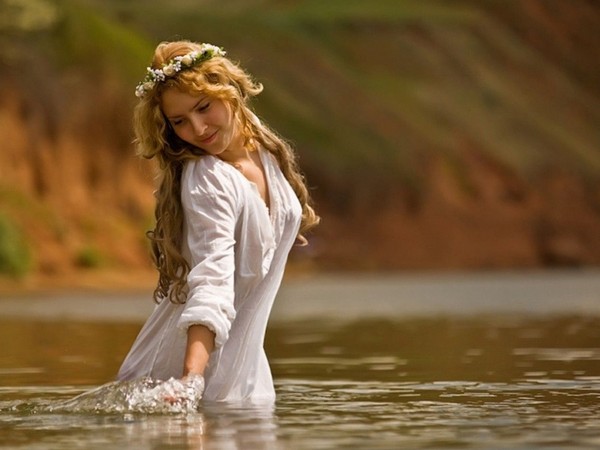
[1,0,599,290]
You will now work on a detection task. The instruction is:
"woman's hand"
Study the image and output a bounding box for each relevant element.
[156,325,214,407]
[160,374,205,407]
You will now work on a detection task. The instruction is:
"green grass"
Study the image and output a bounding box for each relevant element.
[0,187,66,242]
[264,0,478,24]
[53,0,153,80]
[75,245,105,269]
[0,213,31,278]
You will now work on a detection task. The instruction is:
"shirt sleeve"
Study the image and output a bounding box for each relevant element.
[176,161,238,349]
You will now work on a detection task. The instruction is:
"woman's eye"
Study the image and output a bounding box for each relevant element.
[197,103,210,112]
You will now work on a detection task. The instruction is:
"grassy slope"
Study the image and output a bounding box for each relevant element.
[11,0,599,188]
[1,0,599,277]
[92,0,600,184]
[0,1,158,277]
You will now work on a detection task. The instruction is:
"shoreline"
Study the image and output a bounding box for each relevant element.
[1,268,599,323]
[0,261,322,297]
[0,268,158,297]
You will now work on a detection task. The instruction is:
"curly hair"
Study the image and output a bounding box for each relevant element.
[133,40,319,304]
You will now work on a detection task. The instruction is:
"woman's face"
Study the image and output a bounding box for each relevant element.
[161,87,241,159]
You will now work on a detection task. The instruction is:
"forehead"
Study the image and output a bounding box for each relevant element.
[160,87,207,117]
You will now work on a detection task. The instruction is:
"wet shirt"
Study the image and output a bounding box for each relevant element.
[117,149,302,404]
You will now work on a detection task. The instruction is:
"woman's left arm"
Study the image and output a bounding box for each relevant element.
[177,161,239,369]
[183,324,215,377]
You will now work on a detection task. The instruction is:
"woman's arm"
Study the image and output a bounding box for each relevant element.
[178,161,238,370]
[183,324,215,377]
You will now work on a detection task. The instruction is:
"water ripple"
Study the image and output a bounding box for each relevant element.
[274,378,600,448]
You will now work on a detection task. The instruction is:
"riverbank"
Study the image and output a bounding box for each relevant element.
[1,269,599,323]
[0,267,157,297]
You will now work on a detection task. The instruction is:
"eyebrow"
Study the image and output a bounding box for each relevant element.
[165,97,207,120]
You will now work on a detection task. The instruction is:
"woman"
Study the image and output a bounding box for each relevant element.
[117,40,319,404]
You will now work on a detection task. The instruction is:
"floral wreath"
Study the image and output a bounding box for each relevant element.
[135,43,226,98]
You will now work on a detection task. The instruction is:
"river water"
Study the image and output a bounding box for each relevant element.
[1,270,599,449]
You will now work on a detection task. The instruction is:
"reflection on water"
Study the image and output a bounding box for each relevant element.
[275,379,600,449]
[268,317,600,385]
[1,388,277,449]
[1,302,600,447]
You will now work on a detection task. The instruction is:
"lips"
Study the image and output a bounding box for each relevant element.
[199,130,218,145]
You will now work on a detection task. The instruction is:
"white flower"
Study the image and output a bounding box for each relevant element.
[134,43,225,98]
[149,68,165,81]
[162,65,176,76]
[203,44,219,54]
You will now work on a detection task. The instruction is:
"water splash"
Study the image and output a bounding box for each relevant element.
[48,375,205,415]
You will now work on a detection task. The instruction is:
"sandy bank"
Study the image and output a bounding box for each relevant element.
[1,269,599,323]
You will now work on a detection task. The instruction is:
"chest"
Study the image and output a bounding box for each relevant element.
[240,161,269,209]
[231,152,270,209]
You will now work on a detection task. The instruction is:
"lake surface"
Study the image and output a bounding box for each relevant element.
[1,270,600,449]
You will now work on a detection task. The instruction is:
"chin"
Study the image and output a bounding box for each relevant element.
[200,147,225,157]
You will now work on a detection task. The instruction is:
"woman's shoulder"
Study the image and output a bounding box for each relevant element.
[184,156,232,188]
[181,156,240,203]
[184,154,222,174]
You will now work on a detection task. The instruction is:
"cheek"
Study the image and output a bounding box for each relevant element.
[174,125,192,142]
[217,101,234,126]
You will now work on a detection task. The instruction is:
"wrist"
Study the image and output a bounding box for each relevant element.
[183,367,205,377]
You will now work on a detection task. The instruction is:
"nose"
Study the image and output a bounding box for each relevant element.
[190,116,207,136]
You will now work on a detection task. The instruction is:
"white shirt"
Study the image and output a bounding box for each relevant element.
[117,149,302,404]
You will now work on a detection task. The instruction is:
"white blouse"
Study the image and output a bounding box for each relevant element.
[117,149,302,404]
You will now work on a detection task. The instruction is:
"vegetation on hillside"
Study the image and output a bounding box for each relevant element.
[1,0,599,279]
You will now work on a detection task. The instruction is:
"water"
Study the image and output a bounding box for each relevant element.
[1,271,600,449]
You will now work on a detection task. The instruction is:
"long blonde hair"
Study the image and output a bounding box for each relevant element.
[133,40,319,304]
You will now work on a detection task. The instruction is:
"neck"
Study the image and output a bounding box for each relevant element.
[218,134,257,164]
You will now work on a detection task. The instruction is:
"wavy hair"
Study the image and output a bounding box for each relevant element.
[133,40,319,304]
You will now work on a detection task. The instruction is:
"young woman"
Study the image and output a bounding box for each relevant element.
[117,40,319,404]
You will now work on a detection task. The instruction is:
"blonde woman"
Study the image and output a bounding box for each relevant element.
[118,40,319,404]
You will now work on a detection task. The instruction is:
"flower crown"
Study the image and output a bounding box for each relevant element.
[135,43,226,98]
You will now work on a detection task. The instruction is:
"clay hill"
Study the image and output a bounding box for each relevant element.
[1,0,599,285]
